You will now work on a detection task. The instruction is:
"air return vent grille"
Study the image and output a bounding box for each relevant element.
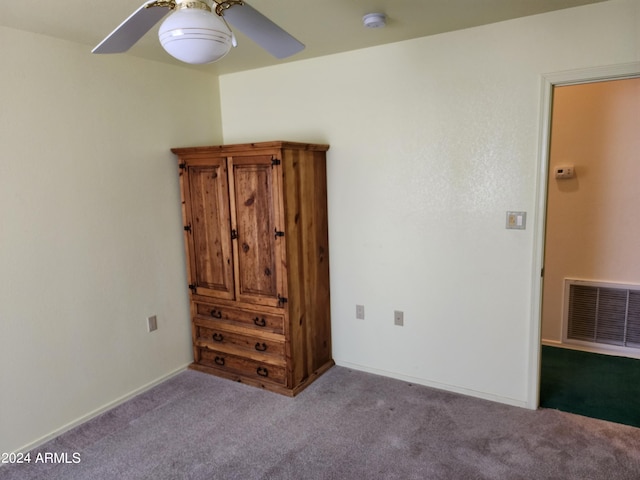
[564,279,640,350]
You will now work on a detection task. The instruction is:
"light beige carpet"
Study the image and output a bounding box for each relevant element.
[2,366,640,479]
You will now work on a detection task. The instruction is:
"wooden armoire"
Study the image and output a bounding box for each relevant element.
[172,141,333,396]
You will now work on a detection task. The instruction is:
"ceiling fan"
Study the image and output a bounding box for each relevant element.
[92,0,304,65]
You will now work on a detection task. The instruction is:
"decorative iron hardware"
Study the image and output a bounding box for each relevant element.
[275,230,285,238]
[278,294,288,305]
[214,356,225,366]
[253,317,267,327]
[179,162,186,169]
[188,284,197,293]
[231,229,238,240]
[257,367,269,377]
[210,309,222,319]
[255,342,267,352]
[184,225,191,232]
[212,333,224,342]
[271,157,281,166]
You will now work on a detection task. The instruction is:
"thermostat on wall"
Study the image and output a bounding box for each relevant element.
[554,165,575,179]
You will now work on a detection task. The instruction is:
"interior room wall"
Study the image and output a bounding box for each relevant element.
[541,77,640,346]
[0,27,221,454]
[218,0,640,407]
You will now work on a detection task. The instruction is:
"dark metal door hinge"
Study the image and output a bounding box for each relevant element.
[275,229,285,238]
[179,162,186,169]
[184,225,191,232]
[278,294,288,305]
[231,229,238,240]
[188,284,197,293]
[271,157,281,166]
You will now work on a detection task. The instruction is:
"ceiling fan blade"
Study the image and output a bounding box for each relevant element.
[92,1,172,54]
[222,2,304,59]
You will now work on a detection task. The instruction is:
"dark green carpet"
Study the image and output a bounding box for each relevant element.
[540,345,640,427]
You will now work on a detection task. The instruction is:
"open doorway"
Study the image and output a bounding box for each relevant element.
[538,75,640,426]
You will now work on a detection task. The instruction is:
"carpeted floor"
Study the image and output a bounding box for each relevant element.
[2,366,640,480]
[540,345,640,428]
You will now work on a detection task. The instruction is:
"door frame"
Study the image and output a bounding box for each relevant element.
[527,61,640,409]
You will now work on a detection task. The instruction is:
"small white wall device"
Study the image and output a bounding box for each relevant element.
[363,13,386,28]
[554,165,575,179]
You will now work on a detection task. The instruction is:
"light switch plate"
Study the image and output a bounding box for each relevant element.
[506,211,526,230]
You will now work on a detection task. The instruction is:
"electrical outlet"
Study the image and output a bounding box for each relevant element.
[356,304,365,320]
[147,315,158,332]
[394,310,404,326]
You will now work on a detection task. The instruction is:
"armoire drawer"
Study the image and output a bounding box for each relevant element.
[193,301,284,334]
[198,348,287,386]
[194,321,286,362]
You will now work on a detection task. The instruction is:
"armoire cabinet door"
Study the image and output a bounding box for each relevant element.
[184,160,235,300]
[229,155,286,308]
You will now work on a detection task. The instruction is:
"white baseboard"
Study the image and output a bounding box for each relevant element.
[13,364,191,455]
[333,359,529,410]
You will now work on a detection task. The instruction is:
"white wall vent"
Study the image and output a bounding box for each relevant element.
[564,279,640,352]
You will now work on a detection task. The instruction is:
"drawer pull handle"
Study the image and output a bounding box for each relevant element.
[212,333,224,342]
[255,342,267,352]
[214,356,225,366]
[210,309,222,319]
[257,367,269,377]
[253,317,266,327]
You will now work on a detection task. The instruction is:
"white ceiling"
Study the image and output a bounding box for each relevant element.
[1,0,606,75]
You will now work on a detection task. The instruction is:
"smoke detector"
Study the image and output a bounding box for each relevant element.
[363,13,386,28]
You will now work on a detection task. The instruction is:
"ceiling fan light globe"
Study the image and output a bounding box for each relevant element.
[158,8,232,64]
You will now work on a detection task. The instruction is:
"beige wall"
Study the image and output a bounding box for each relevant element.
[0,27,221,453]
[219,0,640,407]
[541,77,640,345]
